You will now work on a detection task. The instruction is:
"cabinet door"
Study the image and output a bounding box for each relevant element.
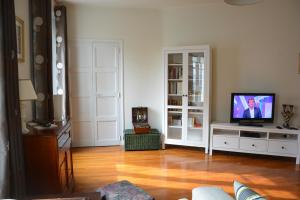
[185,52,206,146]
[166,53,184,142]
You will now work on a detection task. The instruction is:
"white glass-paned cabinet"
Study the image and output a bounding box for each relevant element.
[164,45,211,153]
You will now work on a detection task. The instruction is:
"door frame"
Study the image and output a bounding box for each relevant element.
[69,39,124,146]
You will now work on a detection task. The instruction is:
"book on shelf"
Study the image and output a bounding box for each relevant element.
[194,123,202,128]
[177,82,182,95]
[187,117,203,128]
[168,81,182,95]
[168,116,173,125]
[168,82,177,94]
[169,66,183,79]
[172,119,182,126]
[178,67,183,79]
[168,99,182,106]
[188,117,195,127]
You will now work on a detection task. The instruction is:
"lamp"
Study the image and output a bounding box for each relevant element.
[19,79,37,133]
[224,0,262,6]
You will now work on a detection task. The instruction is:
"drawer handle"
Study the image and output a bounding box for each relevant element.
[281,146,285,150]
[252,144,256,147]
[224,141,227,145]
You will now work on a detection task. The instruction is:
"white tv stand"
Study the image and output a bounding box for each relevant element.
[210,122,300,164]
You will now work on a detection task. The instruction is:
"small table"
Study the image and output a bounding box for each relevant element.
[124,129,161,151]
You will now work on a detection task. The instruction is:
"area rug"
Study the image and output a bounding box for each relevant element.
[97,180,154,200]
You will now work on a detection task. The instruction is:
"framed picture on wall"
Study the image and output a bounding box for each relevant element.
[16,16,24,62]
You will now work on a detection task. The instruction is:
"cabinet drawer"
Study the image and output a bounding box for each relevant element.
[240,138,267,152]
[268,141,298,155]
[213,136,239,149]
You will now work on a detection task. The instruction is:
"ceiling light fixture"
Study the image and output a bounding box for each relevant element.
[224,0,262,6]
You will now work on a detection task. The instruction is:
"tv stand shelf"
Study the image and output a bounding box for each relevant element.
[210,122,300,164]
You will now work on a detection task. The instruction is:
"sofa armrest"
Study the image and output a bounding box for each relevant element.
[192,187,234,200]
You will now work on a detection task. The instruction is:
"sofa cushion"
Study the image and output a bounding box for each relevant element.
[234,181,266,200]
[192,187,234,200]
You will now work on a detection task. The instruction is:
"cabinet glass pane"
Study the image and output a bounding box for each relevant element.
[168,53,183,106]
[188,53,204,107]
[167,108,182,140]
[187,109,203,142]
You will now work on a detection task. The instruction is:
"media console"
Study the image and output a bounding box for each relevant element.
[210,122,300,164]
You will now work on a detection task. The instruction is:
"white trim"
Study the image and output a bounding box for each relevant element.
[163,45,210,52]
[119,40,125,145]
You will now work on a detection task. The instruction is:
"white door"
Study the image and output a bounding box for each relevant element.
[69,41,95,146]
[69,40,122,147]
[93,42,121,146]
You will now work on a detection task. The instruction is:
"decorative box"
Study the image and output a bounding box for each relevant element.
[124,129,160,151]
[132,107,151,134]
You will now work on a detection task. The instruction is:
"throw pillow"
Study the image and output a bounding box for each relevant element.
[233,181,266,200]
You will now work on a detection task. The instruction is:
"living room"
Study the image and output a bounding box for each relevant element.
[0,0,299,199]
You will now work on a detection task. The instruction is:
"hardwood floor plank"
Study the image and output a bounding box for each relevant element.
[72,146,300,200]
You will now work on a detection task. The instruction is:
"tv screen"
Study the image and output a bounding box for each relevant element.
[230,93,275,123]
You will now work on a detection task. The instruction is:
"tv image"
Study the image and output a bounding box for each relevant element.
[230,93,275,123]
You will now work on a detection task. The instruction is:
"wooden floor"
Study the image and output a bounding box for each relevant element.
[72,146,300,200]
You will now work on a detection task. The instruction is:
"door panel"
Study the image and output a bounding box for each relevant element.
[96,97,116,117]
[95,43,118,68]
[96,71,117,94]
[71,98,91,121]
[69,40,122,147]
[166,52,184,142]
[96,121,119,145]
[186,52,205,145]
[70,72,91,97]
[69,41,94,146]
[94,42,120,146]
[72,122,94,147]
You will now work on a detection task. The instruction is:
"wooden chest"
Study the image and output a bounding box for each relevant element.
[132,107,151,134]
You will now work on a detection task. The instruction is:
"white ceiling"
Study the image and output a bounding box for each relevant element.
[59,0,222,9]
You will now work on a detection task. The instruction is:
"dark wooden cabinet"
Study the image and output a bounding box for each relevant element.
[23,121,74,195]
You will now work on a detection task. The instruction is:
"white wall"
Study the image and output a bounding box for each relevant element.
[15,0,33,122]
[15,0,30,79]
[66,0,300,129]
[162,0,300,125]
[66,4,163,130]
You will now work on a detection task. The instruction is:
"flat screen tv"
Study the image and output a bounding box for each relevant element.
[230,93,275,124]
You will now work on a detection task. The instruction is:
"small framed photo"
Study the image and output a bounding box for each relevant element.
[16,16,24,62]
